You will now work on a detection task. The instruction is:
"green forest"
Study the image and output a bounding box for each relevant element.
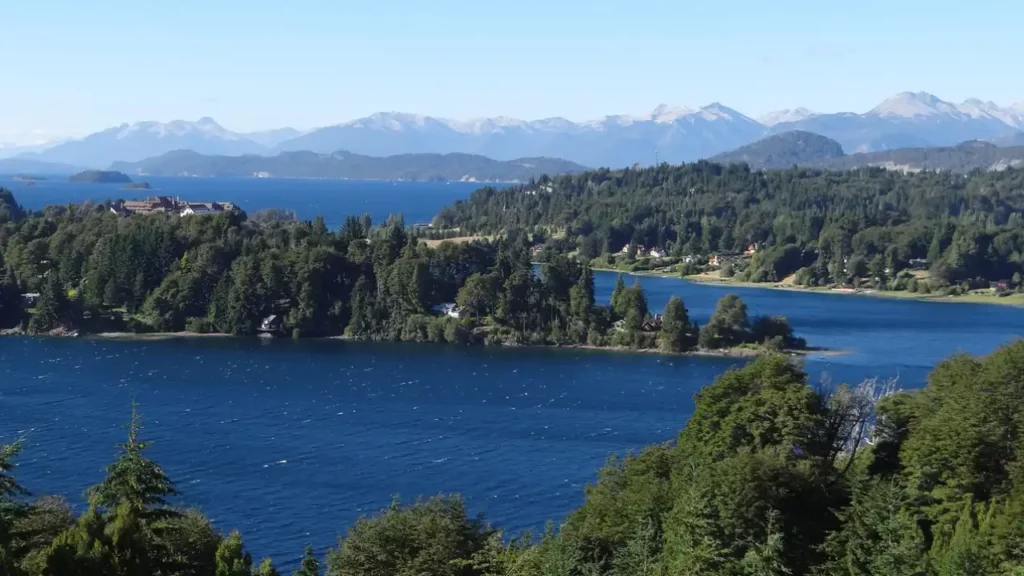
[0,188,801,353]
[3,342,1024,575]
[432,163,1024,294]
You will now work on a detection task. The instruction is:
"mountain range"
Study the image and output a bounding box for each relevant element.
[711,131,1024,173]
[109,150,587,182]
[7,91,1024,170]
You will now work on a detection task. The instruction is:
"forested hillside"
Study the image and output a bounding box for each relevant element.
[712,133,1024,173]
[0,189,799,354]
[434,163,1024,291]
[4,342,1024,575]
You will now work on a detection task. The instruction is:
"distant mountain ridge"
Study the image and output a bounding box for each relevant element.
[0,157,83,175]
[712,131,1024,173]
[109,149,588,182]
[15,91,1024,169]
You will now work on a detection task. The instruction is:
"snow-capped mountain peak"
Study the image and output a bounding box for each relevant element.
[868,91,961,118]
[111,118,245,141]
[692,102,748,122]
[28,117,265,167]
[956,99,1024,129]
[758,107,818,126]
[343,112,436,131]
[445,116,528,134]
[649,104,694,123]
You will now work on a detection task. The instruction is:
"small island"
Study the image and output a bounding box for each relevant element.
[123,181,152,190]
[69,170,132,184]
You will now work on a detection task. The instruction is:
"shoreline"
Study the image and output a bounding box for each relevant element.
[591,266,1024,308]
[683,276,1024,307]
[12,330,847,359]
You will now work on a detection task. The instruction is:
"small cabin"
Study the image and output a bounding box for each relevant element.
[20,293,40,307]
[642,314,664,332]
[432,303,461,319]
[259,314,283,333]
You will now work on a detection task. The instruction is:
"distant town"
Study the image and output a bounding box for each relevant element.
[110,195,239,217]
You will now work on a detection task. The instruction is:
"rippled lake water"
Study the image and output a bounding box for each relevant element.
[2,272,1021,565]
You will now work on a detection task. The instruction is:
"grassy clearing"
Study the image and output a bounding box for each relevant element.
[422,235,490,248]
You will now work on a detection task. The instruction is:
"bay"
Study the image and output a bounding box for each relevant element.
[2,271,1022,566]
[1,175,492,228]
[1,175,1023,566]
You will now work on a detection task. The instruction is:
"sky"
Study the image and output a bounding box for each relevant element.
[1,0,1023,141]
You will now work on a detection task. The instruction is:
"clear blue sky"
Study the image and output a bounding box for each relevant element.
[1,0,1022,139]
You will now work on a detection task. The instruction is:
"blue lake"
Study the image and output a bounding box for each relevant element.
[0,175,491,228]
[1,177,1023,566]
[2,271,1022,566]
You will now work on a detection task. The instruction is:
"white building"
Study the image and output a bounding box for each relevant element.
[433,303,462,318]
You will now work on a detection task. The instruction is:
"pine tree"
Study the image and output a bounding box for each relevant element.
[658,296,696,352]
[294,545,320,576]
[824,480,926,576]
[0,442,26,558]
[569,265,595,323]
[936,505,992,576]
[611,518,660,576]
[0,265,23,329]
[129,270,146,313]
[28,272,68,334]
[739,511,790,576]
[215,531,253,576]
[256,557,281,576]
[88,405,178,516]
[609,274,626,318]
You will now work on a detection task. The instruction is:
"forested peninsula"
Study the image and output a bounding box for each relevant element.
[433,163,1024,303]
[0,188,803,355]
[4,341,1024,575]
[711,131,1024,172]
[109,149,587,182]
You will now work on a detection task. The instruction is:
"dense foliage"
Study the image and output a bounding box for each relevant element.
[67,170,132,184]
[712,133,1024,173]
[434,163,1024,290]
[710,130,846,170]
[0,190,800,353]
[4,342,1024,575]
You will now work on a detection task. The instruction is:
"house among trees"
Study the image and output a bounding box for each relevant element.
[648,248,665,258]
[909,258,929,270]
[708,254,722,268]
[180,202,237,216]
[258,314,283,333]
[20,292,39,307]
[743,243,758,257]
[110,196,178,215]
[621,243,647,257]
[641,314,663,332]
[433,303,461,318]
[110,196,239,217]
